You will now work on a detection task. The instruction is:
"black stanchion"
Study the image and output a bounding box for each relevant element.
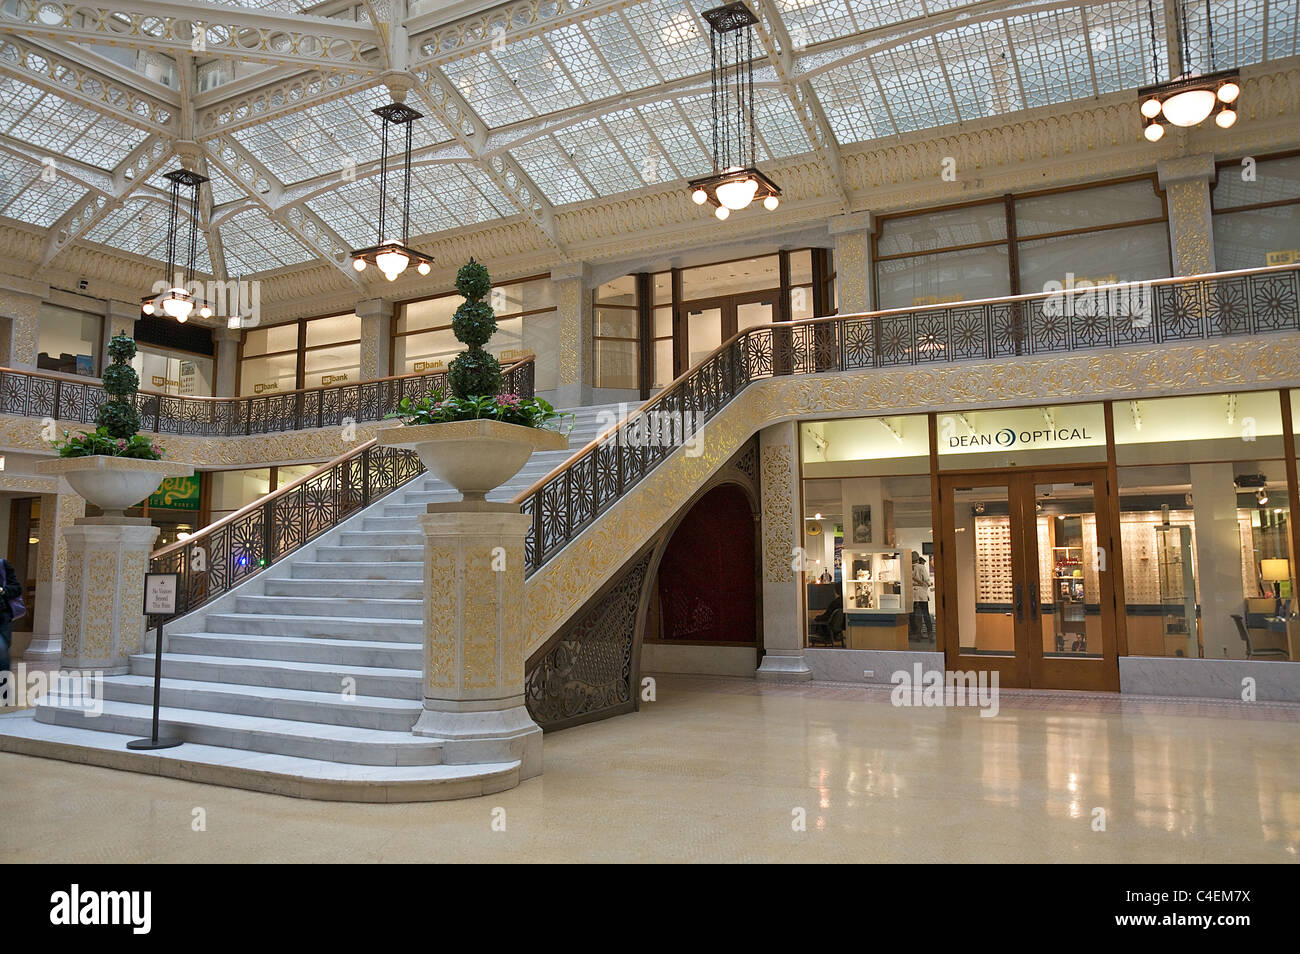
[127,572,182,751]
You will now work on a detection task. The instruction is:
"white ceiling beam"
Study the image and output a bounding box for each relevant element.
[0,0,383,73]
[0,33,176,134]
[195,68,379,134]
[0,133,116,193]
[203,132,362,285]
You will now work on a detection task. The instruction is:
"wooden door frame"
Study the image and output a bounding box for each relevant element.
[939,463,1120,691]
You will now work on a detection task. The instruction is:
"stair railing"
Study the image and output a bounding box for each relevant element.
[0,355,535,437]
[513,263,1300,576]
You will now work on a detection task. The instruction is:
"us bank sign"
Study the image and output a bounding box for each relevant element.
[949,426,1095,449]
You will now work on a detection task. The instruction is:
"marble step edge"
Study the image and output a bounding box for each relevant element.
[0,711,520,803]
[130,653,420,699]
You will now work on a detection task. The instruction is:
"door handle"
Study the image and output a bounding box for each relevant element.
[1029,581,1039,619]
[1014,582,1023,621]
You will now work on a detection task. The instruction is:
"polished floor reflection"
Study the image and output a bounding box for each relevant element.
[1,674,1297,863]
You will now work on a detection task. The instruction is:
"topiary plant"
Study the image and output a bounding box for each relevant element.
[97,333,141,438]
[447,258,503,399]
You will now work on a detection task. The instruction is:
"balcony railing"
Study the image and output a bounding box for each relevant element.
[514,264,1300,575]
[0,357,535,437]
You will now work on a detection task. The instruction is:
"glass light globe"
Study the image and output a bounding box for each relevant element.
[199,304,212,318]
[375,248,409,280]
[1217,82,1240,103]
[1143,122,1165,142]
[714,205,730,220]
[352,258,366,271]
[142,301,155,315]
[691,188,707,205]
[1161,87,1216,127]
[1216,108,1237,128]
[417,261,431,276]
[715,177,758,211]
[763,195,779,211]
[1140,97,1163,119]
[162,288,193,321]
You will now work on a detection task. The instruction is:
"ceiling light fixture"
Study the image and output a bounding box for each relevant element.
[688,2,781,219]
[350,100,434,281]
[1139,0,1239,142]
[140,169,211,323]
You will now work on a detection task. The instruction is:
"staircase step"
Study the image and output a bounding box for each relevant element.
[132,652,419,698]
[34,698,443,765]
[99,675,420,731]
[339,530,425,547]
[316,544,424,562]
[292,561,422,581]
[235,593,422,620]
[174,631,421,666]
[264,578,423,600]
[202,612,421,640]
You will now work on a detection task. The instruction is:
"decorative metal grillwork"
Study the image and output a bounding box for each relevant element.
[148,438,424,621]
[525,550,653,730]
[516,264,1300,576]
[0,358,533,436]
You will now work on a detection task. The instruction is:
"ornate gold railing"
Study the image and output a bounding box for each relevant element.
[514,263,1300,575]
[0,356,535,436]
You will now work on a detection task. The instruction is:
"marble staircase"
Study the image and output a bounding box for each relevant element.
[0,403,630,801]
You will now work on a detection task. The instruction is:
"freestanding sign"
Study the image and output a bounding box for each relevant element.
[127,572,183,751]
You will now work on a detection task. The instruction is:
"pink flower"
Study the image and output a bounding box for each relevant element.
[497,393,521,407]
[116,439,127,450]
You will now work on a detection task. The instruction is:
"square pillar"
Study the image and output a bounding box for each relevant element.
[829,211,875,314]
[549,261,592,408]
[412,507,541,778]
[213,326,240,398]
[60,519,160,674]
[102,301,139,370]
[756,421,812,681]
[22,491,86,668]
[0,277,49,370]
[1158,154,1216,276]
[356,298,392,380]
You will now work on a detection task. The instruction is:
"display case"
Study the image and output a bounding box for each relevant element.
[841,548,913,614]
[1155,524,1198,658]
[1052,545,1087,653]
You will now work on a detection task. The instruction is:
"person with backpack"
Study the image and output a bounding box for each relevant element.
[0,555,24,679]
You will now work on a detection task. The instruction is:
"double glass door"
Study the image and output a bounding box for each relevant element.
[681,291,776,373]
[940,467,1120,690]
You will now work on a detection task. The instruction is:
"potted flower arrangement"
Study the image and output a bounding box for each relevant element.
[38,333,192,517]
[379,259,569,501]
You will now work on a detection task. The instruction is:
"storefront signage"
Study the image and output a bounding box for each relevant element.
[321,373,349,386]
[413,360,445,373]
[1267,249,1300,266]
[147,475,201,511]
[151,375,180,390]
[498,348,535,362]
[253,381,279,394]
[949,427,1095,449]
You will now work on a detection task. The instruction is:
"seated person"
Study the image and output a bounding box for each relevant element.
[814,591,843,623]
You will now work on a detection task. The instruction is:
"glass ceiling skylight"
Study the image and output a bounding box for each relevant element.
[0,0,1291,277]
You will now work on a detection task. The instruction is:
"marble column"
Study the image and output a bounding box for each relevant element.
[23,491,86,668]
[412,505,541,778]
[756,421,812,681]
[0,277,48,370]
[213,326,240,397]
[1157,154,1216,276]
[59,518,160,674]
[549,261,592,408]
[829,211,875,314]
[356,298,392,381]
[101,300,139,369]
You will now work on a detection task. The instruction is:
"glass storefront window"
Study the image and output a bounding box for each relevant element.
[242,323,298,357]
[37,304,102,376]
[937,403,1107,470]
[1212,155,1300,271]
[209,468,272,522]
[1017,222,1171,295]
[304,312,360,348]
[303,343,361,389]
[876,244,1011,310]
[1114,392,1285,464]
[802,412,936,651]
[395,327,459,376]
[680,255,779,300]
[239,352,297,396]
[133,346,214,396]
[594,276,639,391]
[876,203,1006,257]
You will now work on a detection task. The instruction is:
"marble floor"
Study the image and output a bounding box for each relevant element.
[1,673,1297,863]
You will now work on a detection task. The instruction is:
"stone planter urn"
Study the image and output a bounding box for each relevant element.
[36,456,194,672]
[37,456,195,518]
[378,419,567,502]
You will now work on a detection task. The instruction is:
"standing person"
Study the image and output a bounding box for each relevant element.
[911,552,934,642]
[0,555,21,680]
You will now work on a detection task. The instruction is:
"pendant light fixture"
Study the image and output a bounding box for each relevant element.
[688,2,780,220]
[1138,0,1239,142]
[140,169,211,323]
[350,101,434,281]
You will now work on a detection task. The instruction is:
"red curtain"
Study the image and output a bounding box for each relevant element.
[656,484,756,643]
